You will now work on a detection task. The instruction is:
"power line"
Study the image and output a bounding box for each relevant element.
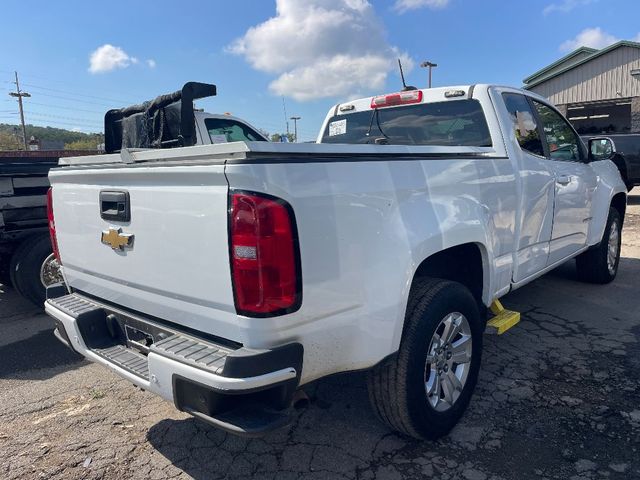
[13,71,148,100]
[1,118,101,129]
[22,83,136,105]
[1,68,117,92]
[26,112,102,125]
[28,91,121,107]
[28,101,103,115]
[23,119,103,130]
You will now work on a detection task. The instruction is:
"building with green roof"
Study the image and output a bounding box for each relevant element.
[524,41,640,134]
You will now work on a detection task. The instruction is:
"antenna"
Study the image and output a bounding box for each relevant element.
[397,59,417,91]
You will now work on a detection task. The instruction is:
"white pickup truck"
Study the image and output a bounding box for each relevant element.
[45,84,626,440]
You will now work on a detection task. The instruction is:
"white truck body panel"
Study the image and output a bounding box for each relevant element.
[48,84,627,389]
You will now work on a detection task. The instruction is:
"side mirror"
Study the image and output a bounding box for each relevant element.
[587,137,616,162]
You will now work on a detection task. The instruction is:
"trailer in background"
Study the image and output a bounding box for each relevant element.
[0,150,98,306]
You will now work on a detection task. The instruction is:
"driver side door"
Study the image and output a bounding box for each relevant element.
[531,100,598,265]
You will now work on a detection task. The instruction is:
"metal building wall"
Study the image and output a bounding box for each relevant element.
[528,46,640,105]
[527,49,595,85]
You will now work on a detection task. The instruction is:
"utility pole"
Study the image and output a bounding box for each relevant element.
[420,61,438,88]
[290,116,301,142]
[9,71,31,150]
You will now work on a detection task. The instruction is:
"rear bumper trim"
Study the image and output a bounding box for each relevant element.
[44,300,298,392]
[44,294,303,436]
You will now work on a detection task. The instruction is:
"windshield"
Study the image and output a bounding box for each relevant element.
[204,118,266,143]
[321,99,492,147]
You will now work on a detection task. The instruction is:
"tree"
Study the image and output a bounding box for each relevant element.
[0,123,104,149]
[0,131,21,150]
[270,133,295,143]
[65,138,101,150]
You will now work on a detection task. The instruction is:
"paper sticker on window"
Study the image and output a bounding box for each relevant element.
[329,119,347,136]
[210,134,228,144]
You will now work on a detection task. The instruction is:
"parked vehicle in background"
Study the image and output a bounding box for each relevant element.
[0,83,265,307]
[582,134,640,190]
[0,150,97,306]
[45,83,626,440]
[102,82,267,152]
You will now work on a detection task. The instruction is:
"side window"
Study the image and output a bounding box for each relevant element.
[205,118,265,143]
[502,93,544,157]
[532,101,583,162]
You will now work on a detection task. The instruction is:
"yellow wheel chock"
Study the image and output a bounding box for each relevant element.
[486,299,521,335]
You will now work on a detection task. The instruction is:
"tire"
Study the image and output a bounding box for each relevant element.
[575,207,622,284]
[9,234,60,307]
[367,278,483,440]
[0,253,11,286]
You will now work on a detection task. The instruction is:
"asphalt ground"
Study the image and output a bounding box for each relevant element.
[1,190,639,480]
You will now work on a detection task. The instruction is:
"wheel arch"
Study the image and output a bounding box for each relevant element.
[390,241,490,352]
[412,242,488,308]
[610,191,626,226]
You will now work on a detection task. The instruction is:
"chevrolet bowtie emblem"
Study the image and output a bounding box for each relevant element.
[101,227,134,251]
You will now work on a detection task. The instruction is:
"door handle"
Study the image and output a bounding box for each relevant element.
[556,175,572,185]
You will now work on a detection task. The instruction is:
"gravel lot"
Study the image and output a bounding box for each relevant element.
[1,190,639,480]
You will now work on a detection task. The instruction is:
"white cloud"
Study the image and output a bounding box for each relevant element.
[633,33,640,43]
[146,59,157,68]
[227,0,413,101]
[89,44,135,73]
[393,0,450,13]
[560,27,619,51]
[543,0,595,15]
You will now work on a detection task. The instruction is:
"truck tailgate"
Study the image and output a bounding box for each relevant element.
[48,164,238,340]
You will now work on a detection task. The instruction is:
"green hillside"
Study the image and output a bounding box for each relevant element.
[0,123,104,150]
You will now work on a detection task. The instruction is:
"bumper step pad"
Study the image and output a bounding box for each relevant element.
[48,293,100,318]
[48,294,234,379]
[151,335,231,375]
[94,344,150,380]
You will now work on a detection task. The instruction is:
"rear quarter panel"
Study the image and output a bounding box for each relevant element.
[225,156,517,383]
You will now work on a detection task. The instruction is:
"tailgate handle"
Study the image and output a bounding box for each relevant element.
[100,190,130,222]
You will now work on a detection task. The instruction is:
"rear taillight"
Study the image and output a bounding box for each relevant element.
[229,191,301,317]
[46,188,61,262]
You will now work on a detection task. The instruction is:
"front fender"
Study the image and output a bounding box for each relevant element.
[587,160,627,246]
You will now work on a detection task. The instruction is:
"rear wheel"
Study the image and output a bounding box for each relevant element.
[9,234,63,307]
[367,278,483,440]
[576,207,622,284]
[0,253,10,286]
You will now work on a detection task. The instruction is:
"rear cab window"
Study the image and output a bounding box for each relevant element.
[205,118,266,144]
[502,93,544,157]
[320,99,492,147]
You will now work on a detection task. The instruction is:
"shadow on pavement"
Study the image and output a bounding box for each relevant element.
[145,373,395,479]
[545,256,638,283]
[0,328,85,380]
[0,283,86,380]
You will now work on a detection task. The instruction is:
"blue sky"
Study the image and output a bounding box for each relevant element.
[2,0,640,141]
